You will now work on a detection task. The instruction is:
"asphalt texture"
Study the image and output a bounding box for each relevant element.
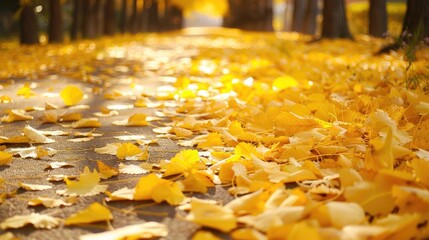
[0,30,245,240]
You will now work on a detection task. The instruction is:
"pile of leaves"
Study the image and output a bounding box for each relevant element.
[1,31,429,240]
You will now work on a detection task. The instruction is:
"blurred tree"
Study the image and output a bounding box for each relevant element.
[20,3,40,44]
[147,0,159,32]
[321,0,352,38]
[223,0,273,31]
[369,0,387,37]
[400,0,429,42]
[130,0,139,33]
[292,0,318,35]
[49,0,64,43]
[379,0,429,54]
[82,0,97,38]
[71,0,82,40]
[104,0,115,35]
[94,0,105,37]
[120,0,128,33]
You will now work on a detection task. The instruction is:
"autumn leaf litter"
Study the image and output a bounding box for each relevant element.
[1,32,429,239]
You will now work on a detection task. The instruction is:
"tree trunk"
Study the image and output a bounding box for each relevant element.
[20,5,39,45]
[71,0,82,40]
[292,0,318,35]
[223,0,273,31]
[130,0,138,34]
[82,0,97,38]
[94,0,105,37]
[104,0,115,35]
[321,0,352,39]
[49,0,63,43]
[401,0,429,41]
[369,0,387,38]
[378,0,429,54]
[167,4,183,31]
[147,0,159,32]
[120,0,128,33]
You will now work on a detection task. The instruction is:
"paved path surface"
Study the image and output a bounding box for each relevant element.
[0,29,256,240]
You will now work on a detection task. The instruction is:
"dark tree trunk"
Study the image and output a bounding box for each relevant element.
[401,0,429,41]
[147,0,159,32]
[20,5,39,45]
[158,0,183,32]
[378,0,429,54]
[321,0,352,39]
[292,0,318,35]
[94,0,105,37]
[223,0,273,31]
[120,0,128,33]
[130,0,138,34]
[49,0,63,43]
[104,0,115,35]
[369,0,387,38]
[71,0,82,40]
[140,0,150,32]
[167,4,183,31]
[82,0,97,38]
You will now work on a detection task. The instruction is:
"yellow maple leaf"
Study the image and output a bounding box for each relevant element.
[151,180,186,205]
[65,202,112,225]
[186,198,237,232]
[192,231,221,240]
[197,132,224,149]
[127,113,148,126]
[1,109,33,123]
[28,196,77,208]
[344,181,395,216]
[60,85,84,106]
[0,213,61,230]
[177,170,214,193]
[57,166,107,196]
[16,83,35,98]
[274,111,320,135]
[272,75,299,91]
[71,118,101,128]
[267,221,322,240]
[116,143,143,160]
[172,126,193,138]
[96,160,119,179]
[0,151,13,166]
[365,128,394,170]
[80,222,168,240]
[133,173,185,205]
[134,173,162,201]
[163,149,201,177]
[41,111,58,123]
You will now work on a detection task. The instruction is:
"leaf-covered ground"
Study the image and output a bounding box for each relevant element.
[1,29,429,240]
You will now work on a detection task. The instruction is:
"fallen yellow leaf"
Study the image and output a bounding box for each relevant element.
[60,85,84,106]
[65,202,112,225]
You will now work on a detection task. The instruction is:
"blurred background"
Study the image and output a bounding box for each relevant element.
[0,0,407,43]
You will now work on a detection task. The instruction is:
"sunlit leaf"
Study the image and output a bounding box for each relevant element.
[71,118,101,128]
[19,183,52,191]
[22,125,55,143]
[1,109,33,122]
[164,149,201,177]
[116,142,143,160]
[0,213,61,230]
[0,151,13,165]
[57,166,107,196]
[65,202,112,225]
[80,222,168,240]
[28,196,78,208]
[60,85,84,106]
[97,160,119,179]
[186,198,237,232]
